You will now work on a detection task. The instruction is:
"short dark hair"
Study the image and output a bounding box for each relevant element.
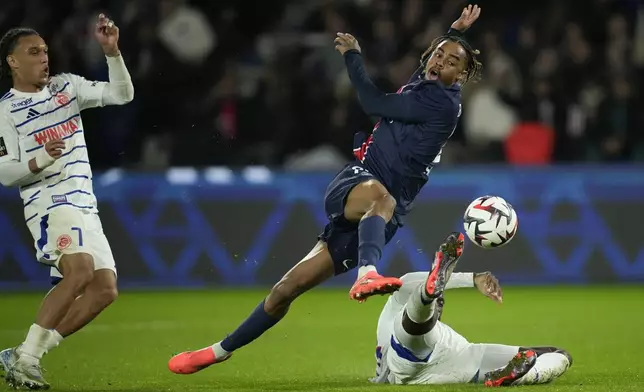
[0,28,40,81]
[420,34,482,86]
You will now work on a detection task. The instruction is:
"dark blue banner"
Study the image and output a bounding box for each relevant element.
[1,166,643,289]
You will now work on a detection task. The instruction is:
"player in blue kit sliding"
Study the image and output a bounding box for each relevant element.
[168,5,484,374]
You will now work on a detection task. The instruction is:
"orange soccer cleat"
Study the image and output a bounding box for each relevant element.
[168,347,231,375]
[349,270,403,302]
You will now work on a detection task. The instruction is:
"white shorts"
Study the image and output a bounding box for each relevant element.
[383,321,485,384]
[27,206,117,279]
[382,321,519,384]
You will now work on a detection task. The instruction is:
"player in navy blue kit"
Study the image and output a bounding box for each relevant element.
[168,5,484,374]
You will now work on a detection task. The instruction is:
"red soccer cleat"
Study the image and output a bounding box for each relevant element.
[425,232,465,298]
[484,350,537,387]
[168,347,231,375]
[349,271,403,302]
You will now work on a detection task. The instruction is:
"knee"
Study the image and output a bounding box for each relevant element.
[354,180,396,217]
[267,276,307,312]
[59,253,95,294]
[372,190,396,217]
[96,286,118,308]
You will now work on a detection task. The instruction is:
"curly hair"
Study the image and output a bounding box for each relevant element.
[420,33,482,86]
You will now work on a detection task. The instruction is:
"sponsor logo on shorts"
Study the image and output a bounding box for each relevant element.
[342,259,354,271]
[57,234,72,250]
[51,195,68,204]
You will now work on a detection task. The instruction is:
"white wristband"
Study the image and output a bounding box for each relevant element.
[34,147,56,170]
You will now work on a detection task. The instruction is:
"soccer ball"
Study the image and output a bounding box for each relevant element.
[463,195,518,248]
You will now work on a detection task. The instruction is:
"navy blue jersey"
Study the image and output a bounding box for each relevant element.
[344,51,462,217]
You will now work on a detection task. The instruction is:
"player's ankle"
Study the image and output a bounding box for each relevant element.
[211,342,230,358]
[357,265,377,279]
[44,329,63,352]
[20,324,51,360]
[420,284,438,304]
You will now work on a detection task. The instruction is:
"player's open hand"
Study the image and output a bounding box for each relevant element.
[334,33,361,55]
[94,14,120,56]
[45,140,65,160]
[474,271,503,304]
[451,4,481,33]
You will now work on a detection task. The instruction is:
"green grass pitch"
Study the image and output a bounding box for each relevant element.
[1,286,643,391]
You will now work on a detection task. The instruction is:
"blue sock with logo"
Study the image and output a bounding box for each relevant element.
[357,215,386,272]
[218,300,280,353]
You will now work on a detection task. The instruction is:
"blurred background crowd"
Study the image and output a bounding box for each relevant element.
[1,0,642,170]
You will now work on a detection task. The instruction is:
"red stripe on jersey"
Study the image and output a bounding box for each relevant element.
[353,84,408,161]
[353,134,373,161]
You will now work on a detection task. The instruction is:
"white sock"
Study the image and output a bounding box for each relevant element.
[18,324,52,363]
[405,285,435,323]
[211,342,230,359]
[514,352,571,385]
[358,265,377,279]
[44,329,64,352]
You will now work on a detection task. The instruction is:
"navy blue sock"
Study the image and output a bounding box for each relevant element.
[220,300,281,352]
[358,215,387,267]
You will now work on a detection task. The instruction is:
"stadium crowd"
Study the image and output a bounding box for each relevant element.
[1,0,642,169]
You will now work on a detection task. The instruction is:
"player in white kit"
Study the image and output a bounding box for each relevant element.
[0,14,133,390]
[372,232,573,387]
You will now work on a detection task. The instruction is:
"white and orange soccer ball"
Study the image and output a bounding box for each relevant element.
[463,195,518,248]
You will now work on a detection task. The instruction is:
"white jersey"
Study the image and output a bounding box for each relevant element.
[0,73,108,226]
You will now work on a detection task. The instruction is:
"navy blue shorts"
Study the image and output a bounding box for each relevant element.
[318,162,401,276]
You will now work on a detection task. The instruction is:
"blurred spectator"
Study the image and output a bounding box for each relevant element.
[0,0,642,168]
[587,77,638,161]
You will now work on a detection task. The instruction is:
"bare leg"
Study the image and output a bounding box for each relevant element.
[55,269,118,337]
[168,241,336,374]
[7,253,95,390]
[19,253,95,363]
[35,254,95,329]
[344,180,403,301]
[263,242,335,317]
[344,180,396,278]
[216,241,335,352]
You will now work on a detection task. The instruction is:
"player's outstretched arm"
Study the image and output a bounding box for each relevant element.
[68,14,134,111]
[391,270,501,305]
[335,33,436,123]
[95,14,134,105]
[392,271,476,305]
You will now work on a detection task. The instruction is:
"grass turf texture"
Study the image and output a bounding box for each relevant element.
[1,286,642,391]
